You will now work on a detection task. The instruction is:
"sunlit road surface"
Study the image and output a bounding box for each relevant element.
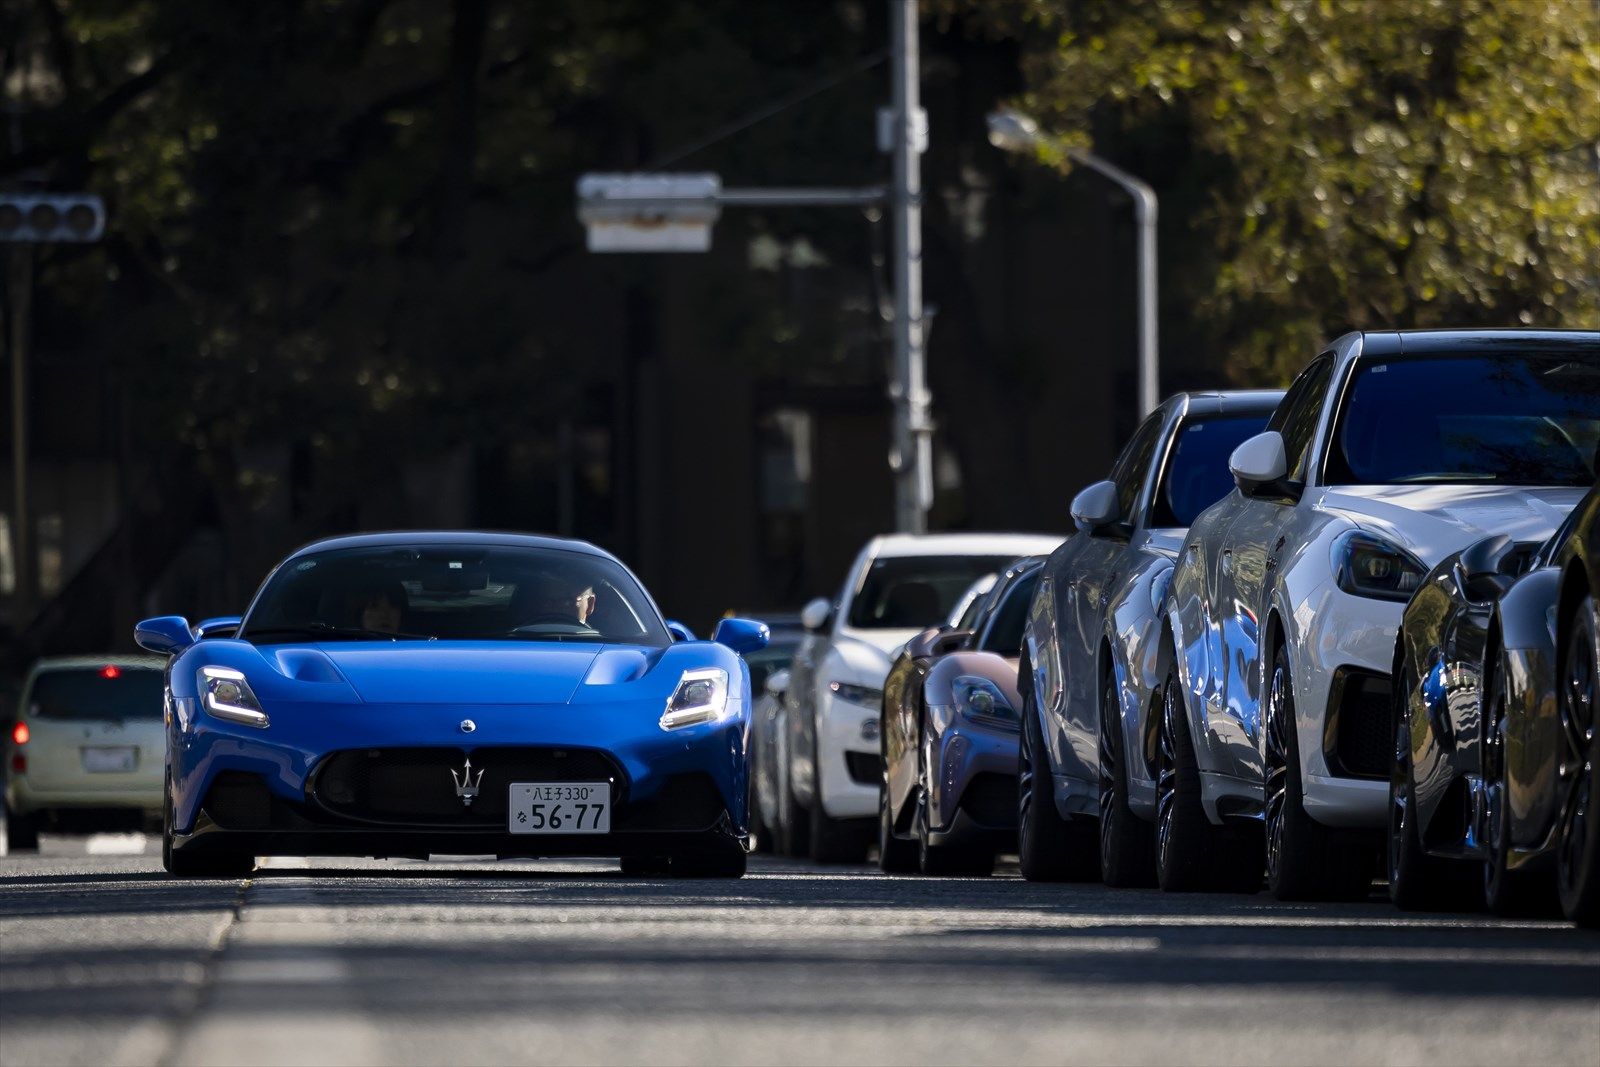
[2,836,1597,1067]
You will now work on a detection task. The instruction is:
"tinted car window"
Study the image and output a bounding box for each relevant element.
[979,570,1040,655]
[848,555,1019,629]
[1150,413,1273,527]
[1324,354,1600,486]
[243,544,669,645]
[1268,355,1334,481]
[29,668,164,722]
[1109,412,1166,522]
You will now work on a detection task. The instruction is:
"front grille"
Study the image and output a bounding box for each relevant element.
[1325,668,1391,779]
[844,751,883,787]
[958,772,1017,828]
[311,747,625,826]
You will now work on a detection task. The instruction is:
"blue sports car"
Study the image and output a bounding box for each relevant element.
[135,532,768,878]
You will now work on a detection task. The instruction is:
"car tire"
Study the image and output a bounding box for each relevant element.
[877,775,918,875]
[1017,686,1096,882]
[1388,666,1482,911]
[1264,645,1372,902]
[1556,595,1600,928]
[807,735,869,864]
[1155,661,1221,891]
[1099,674,1156,888]
[3,801,39,853]
[161,770,253,879]
[670,844,747,879]
[779,759,811,859]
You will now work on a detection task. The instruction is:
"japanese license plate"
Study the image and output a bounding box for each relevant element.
[508,782,610,834]
[81,746,137,773]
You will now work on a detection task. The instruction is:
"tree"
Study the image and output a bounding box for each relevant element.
[950,0,1600,382]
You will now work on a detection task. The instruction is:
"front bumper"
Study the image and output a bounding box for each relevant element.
[168,696,749,852]
[816,691,880,820]
[6,779,162,816]
[923,713,1019,842]
[1290,582,1401,829]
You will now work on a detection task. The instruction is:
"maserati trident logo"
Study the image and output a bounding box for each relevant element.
[458,719,476,734]
[451,756,484,807]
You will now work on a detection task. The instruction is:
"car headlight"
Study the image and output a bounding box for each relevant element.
[660,667,730,730]
[1332,530,1426,603]
[952,674,1019,730]
[828,680,883,709]
[197,666,270,728]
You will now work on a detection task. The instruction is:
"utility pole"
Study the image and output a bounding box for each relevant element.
[888,0,930,533]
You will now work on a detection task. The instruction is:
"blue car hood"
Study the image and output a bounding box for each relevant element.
[311,643,609,705]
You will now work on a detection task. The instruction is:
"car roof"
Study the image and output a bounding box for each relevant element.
[1344,327,1600,359]
[867,532,1063,559]
[283,530,616,563]
[1174,389,1286,417]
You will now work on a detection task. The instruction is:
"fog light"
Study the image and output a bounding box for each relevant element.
[859,718,880,742]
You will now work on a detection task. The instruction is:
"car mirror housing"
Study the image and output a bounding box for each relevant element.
[800,597,832,632]
[765,668,791,697]
[1070,480,1121,534]
[666,621,696,642]
[1230,431,1301,500]
[135,615,195,656]
[714,617,770,655]
[933,628,974,657]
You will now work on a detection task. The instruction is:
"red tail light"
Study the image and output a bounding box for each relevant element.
[100,664,122,679]
[11,721,27,745]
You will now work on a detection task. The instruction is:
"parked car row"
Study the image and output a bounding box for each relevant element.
[752,327,1600,927]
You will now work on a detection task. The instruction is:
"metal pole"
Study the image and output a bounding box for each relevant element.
[889,0,929,533]
[1064,148,1159,414]
[8,244,31,618]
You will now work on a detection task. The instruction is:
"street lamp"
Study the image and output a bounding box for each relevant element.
[987,108,1159,416]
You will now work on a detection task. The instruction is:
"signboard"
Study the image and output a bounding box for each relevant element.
[576,173,720,253]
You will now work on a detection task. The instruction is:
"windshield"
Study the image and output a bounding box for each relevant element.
[241,544,669,646]
[28,667,164,722]
[979,569,1040,655]
[1152,412,1274,527]
[847,555,1020,630]
[1326,353,1600,486]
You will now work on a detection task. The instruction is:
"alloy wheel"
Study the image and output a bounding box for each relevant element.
[1557,618,1596,900]
[1263,662,1291,885]
[1388,691,1411,890]
[1019,702,1036,849]
[1097,697,1117,874]
[1155,679,1180,874]
[1482,669,1512,900]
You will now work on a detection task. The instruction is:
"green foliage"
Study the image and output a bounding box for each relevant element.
[953,0,1600,382]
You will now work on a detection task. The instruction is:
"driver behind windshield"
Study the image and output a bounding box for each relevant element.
[512,569,597,631]
[339,579,407,633]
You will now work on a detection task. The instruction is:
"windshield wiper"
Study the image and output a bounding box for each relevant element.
[242,624,433,642]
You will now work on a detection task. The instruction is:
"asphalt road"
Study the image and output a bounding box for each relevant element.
[1,835,1597,1067]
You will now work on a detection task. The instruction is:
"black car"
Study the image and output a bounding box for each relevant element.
[1392,483,1600,925]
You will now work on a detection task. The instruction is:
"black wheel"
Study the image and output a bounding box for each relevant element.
[1388,666,1481,911]
[621,855,672,877]
[1155,661,1218,891]
[807,771,870,865]
[877,770,918,874]
[670,844,748,879]
[1264,645,1371,901]
[1017,686,1096,882]
[1482,658,1557,917]
[748,775,772,854]
[1556,595,1600,927]
[915,794,993,877]
[162,770,253,879]
[3,800,39,853]
[1099,674,1156,888]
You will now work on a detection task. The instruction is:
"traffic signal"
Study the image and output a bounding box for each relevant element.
[0,193,106,243]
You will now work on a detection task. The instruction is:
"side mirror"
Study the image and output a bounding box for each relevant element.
[765,668,791,697]
[135,615,194,656]
[1229,431,1299,499]
[714,617,770,655]
[1460,534,1517,601]
[800,597,832,632]
[666,621,696,642]
[194,615,243,640]
[933,628,974,657]
[1070,480,1121,534]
